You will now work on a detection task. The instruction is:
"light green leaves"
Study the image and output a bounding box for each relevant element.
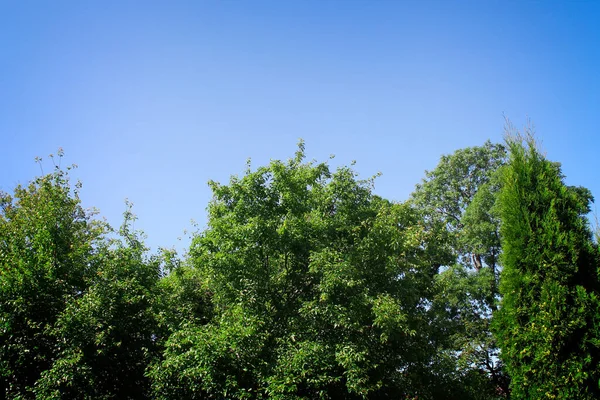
[155,143,437,399]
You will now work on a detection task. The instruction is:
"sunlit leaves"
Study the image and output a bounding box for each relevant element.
[153,143,438,399]
[410,141,508,396]
[494,131,600,399]
[0,159,106,398]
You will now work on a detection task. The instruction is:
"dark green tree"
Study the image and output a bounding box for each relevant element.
[411,140,506,278]
[494,130,600,399]
[150,142,442,399]
[0,153,106,398]
[33,205,162,399]
[410,141,509,396]
[154,250,214,337]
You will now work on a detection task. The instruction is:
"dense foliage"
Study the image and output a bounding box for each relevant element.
[151,142,445,399]
[1,133,598,399]
[0,158,106,398]
[410,141,509,395]
[494,132,600,399]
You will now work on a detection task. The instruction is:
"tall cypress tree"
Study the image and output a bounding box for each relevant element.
[494,131,600,399]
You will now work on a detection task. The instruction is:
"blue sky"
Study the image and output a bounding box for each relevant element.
[1,1,599,252]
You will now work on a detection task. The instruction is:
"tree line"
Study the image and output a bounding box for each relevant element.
[1,128,599,399]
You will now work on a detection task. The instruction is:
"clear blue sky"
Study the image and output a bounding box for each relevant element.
[2,1,599,252]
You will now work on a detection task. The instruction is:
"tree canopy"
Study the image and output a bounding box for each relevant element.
[151,141,447,399]
[0,157,106,398]
[1,134,599,399]
[410,141,509,395]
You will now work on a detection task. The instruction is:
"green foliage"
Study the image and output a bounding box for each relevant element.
[5,136,599,400]
[411,141,508,396]
[151,142,441,399]
[412,140,506,270]
[0,157,106,398]
[0,154,165,399]
[155,257,213,334]
[494,130,600,399]
[34,206,162,399]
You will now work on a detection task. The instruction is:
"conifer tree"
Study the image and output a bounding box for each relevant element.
[494,130,600,399]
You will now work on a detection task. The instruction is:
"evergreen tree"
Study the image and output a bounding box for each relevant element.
[494,131,600,399]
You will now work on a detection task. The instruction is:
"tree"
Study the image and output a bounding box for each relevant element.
[150,142,442,399]
[0,154,166,399]
[410,141,509,396]
[494,130,600,399]
[411,140,506,275]
[0,153,106,398]
[33,205,162,400]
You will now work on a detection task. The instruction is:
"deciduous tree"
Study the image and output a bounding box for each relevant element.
[0,154,106,398]
[151,142,441,399]
[34,206,162,400]
[410,141,509,396]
